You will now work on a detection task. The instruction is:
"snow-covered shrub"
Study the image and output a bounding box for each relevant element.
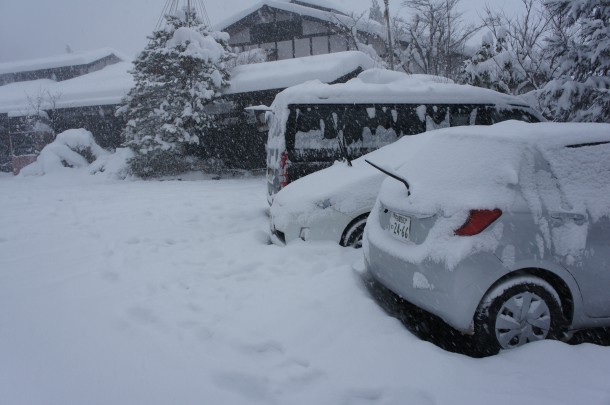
[20,129,108,175]
[20,128,133,179]
[117,7,234,178]
[88,147,134,179]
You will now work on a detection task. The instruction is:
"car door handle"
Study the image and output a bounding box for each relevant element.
[551,212,586,225]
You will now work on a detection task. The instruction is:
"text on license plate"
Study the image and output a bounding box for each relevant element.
[389,212,411,241]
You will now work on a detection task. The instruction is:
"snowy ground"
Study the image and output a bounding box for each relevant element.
[1,173,610,405]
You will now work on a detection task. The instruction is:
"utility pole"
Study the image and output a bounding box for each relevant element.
[186,0,191,26]
[384,0,394,70]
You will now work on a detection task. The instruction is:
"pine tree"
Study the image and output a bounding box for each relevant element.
[117,8,234,177]
[460,32,495,90]
[539,0,610,122]
[460,29,527,94]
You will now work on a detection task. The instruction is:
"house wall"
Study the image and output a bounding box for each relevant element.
[225,6,384,61]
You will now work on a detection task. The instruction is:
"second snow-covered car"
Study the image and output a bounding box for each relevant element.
[269,134,413,247]
[364,121,610,354]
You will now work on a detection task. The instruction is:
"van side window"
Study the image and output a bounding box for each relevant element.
[394,105,426,135]
[426,105,449,131]
[497,109,539,123]
[295,108,324,133]
[341,106,369,144]
[475,106,494,125]
[450,105,475,126]
[293,107,338,151]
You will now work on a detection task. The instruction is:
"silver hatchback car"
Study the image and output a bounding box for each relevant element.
[364,121,610,354]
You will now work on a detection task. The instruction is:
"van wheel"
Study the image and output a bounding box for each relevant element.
[340,214,369,248]
[474,276,564,355]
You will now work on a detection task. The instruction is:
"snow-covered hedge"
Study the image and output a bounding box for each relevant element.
[20,128,133,178]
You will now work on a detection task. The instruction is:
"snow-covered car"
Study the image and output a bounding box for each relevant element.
[266,68,543,205]
[363,121,610,354]
[269,133,417,248]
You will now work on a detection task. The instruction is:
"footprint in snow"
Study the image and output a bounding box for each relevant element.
[344,388,436,405]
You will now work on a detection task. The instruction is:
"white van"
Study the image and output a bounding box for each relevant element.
[266,69,543,205]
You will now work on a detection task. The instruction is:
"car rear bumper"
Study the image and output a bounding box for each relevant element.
[364,227,505,333]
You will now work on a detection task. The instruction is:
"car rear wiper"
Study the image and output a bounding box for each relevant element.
[365,159,411,196]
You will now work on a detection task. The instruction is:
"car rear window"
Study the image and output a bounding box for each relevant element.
[545,142,610,221]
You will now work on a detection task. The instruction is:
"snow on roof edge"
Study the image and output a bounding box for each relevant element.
[224,51,376,94]
[0,62,134,115]
[0,48,129,76]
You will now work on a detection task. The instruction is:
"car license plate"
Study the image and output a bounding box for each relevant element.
[389,212,411,241]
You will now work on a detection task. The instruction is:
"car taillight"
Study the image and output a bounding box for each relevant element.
[279,151,289,188]
[454,209,502,236]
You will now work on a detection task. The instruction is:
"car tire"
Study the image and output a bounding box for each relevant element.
[340,214,369,248]
[474,276,564,355]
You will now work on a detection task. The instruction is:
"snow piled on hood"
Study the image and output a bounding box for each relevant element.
[272,133,422,226]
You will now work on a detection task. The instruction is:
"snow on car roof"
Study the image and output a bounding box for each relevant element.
[225,51,375,94]
[271,68,533,108]
[378,121,610,217]
[368,121,610,269]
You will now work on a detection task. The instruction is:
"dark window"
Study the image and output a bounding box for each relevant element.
[394,106,426,135]
[450,105,475,126]
[497,108,540,123]
[251,19,303,43]
[476,106,541,125]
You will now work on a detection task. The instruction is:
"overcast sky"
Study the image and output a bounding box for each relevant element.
[0,0,517,63]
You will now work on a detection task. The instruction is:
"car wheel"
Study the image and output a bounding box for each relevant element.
[340,214,369,248]
[474,276,564,355]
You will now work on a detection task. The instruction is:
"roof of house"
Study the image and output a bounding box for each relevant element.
[225,51,376,94]
[213,0,386,39]
[0,51,376,116]
[0,48,128,76]
[0,62,134,115]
